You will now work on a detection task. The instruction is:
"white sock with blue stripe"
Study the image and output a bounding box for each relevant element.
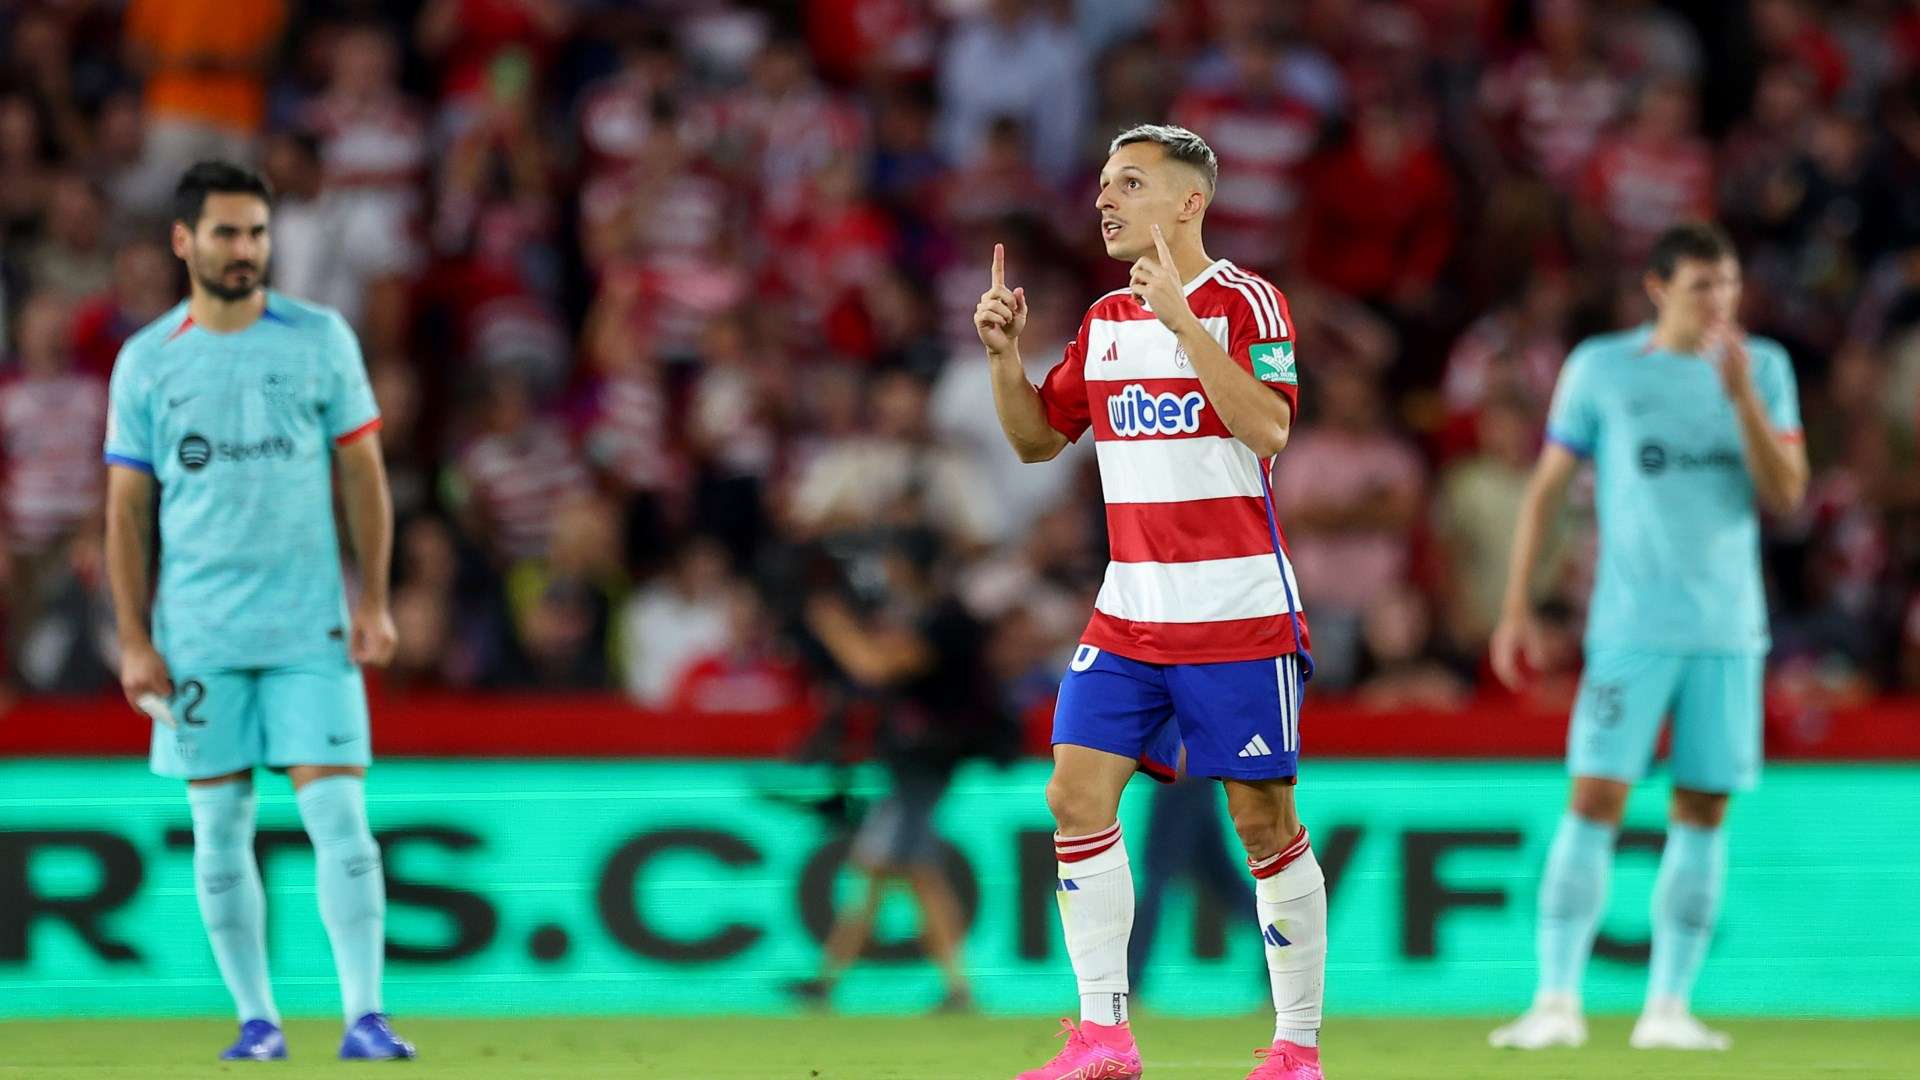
[1252,828,1324,1046]
[1056,823,1132,1026]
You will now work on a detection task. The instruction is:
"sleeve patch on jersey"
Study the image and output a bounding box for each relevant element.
[1250,341,1297,385]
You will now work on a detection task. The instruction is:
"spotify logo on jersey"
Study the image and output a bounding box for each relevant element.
[178,434,212,471]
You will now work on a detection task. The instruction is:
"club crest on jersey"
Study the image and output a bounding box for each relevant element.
[1251,341,1297,385]
[1108,383,1205,437]
[1174,345,1190,369]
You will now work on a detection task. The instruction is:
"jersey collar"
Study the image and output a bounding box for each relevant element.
[1184,258,1230,296]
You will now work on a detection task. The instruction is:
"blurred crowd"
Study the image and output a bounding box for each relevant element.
[5,0,1920,727]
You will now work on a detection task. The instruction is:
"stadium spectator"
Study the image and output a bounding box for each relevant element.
[1269,364,1425,688]
[686,314,781,567]
[724,39,867,231]
[1752,0,1850,104]
[937,0,1090,187]
[414,0,571,135]
[1181,0,1345,117]
[120,0,287,215]
[1596,0,1703,83]
[369,361,434,524]
[301,21,428,224]
[1299,89,1457,318]
[1171,26,1322,275]
[504,492,624,689]
[578,298,680,574]
[786,367,1002,556]
[1354,585,1470,710]
[68,239,177,379]
[449,371,588,565]
[24,174,114,299]
[1435,391,1571,655]
[666,581,811,714]
[1478,0,1623,189]
[619,537,734,707]
[1577,77,1714,268]
[262,130,418,340]
[3,291,106,565]
[388,515,465,688]
[1440,269,1574,444]
[0,92,56,246]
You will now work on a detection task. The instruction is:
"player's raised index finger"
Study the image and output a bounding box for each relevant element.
[992,243,1005,289]
[1151,224,1174,268]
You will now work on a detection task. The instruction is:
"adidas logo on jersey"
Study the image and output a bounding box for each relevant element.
[1108,383,1205,438]
[1099,341,1119,363]
[1238,734,1274,758]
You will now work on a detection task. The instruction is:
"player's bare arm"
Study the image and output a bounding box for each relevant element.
[976,242,1068,463]
[1491,442,1580,690]
[336,433,397,667]
[804,594,932,687]
[1134,224,1291,458]
[1707,323,1809,516]
[104,463,171,708]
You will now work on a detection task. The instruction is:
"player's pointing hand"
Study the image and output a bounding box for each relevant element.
[1131,224,1194,332]
[974,242,1028,356]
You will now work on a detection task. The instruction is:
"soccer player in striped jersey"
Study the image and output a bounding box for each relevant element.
[1488,223,1807,1053]
[977,125,1325,1080]
[103,162,414,1061]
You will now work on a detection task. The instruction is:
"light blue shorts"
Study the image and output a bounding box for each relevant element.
[149,660,371,780]
[1567,648,1764,793]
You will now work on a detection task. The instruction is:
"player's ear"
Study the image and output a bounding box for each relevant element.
[1181,187,1206,222]
[170,221,192,261]
[1641,270,1665,309]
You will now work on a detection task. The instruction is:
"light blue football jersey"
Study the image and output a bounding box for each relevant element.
[1545,325,1801,654]
[104,292,380,671]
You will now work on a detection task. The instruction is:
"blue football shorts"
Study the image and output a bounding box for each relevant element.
[1052,644,1308,782]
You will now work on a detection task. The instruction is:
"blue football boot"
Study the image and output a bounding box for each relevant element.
[339,1013,416,1060]
[220,1019,287,1061]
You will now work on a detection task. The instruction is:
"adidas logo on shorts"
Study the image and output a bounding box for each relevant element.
[1238,735,1274,758]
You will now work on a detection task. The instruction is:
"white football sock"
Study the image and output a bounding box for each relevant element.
[1252,828,1325,1047]
[1055,823,1132,1026]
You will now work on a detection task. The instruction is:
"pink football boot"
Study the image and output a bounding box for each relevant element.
[1014,1019,1143,1079]
[1245,1039,1323,1079]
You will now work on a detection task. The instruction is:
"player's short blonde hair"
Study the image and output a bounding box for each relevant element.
[1108,124,1218,198]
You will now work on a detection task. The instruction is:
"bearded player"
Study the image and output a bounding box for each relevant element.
[103,161,415,1061]
[977,125,1326,1080]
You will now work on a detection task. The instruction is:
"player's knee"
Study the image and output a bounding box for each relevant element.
[1568,780,1629,826]
[1044,775,1114,836]
[295,777,373,846]
[1670,788,1729,828]
[1228,806,1284,859]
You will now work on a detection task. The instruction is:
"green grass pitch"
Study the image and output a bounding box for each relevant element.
[2,1015,1915,1078]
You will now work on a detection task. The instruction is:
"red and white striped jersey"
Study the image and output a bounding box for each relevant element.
[1036,260,1309,665]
